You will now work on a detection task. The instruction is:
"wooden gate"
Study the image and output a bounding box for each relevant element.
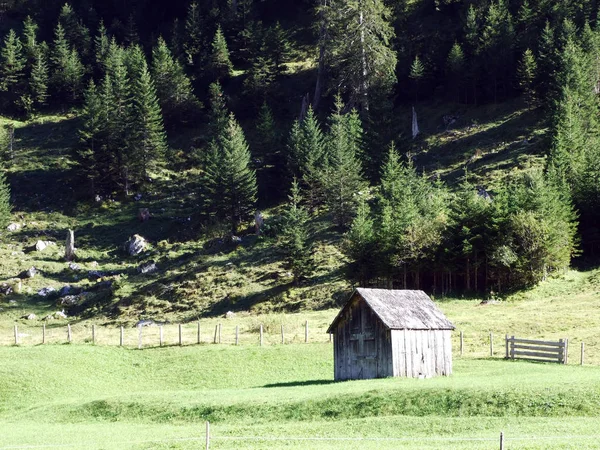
[505,336,568,364]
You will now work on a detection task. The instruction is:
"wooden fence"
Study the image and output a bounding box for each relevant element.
[505,336,568,364]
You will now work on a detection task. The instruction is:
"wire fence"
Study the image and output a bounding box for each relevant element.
[2,322,598,365]
[4,427,600,450]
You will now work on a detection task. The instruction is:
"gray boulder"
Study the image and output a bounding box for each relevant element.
[124,234,147,256]
[137,261,157,274]
[20,267,37,279]
[7,223,20,232]
[37,286,56,297]
[21,313,36,320]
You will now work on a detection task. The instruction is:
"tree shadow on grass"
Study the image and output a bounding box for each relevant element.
[262,379,336,388]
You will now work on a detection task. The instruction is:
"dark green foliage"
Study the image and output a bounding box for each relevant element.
[321,98,367,228]
[518,49,538,109]
[208,81,229,143]
[58,3,91,61]
[202,113,258,233]
[22,16,39,63]
[0,30,25,96]
[50,23,84,104]
[127,45,167,182]
[151,37,198,126]
[0,170,11,229]
[288,107,326,209]
[184,2,205,73]
[264,22,291,75]
[280,179,314,282]
[29,47,49,107]
[409,55,425,102]
[446,43,465,103]
[208,25,233,81]
[94,20,110,76]
[254,102,284,202]
[343,196,376,285]
[325,0,397,111]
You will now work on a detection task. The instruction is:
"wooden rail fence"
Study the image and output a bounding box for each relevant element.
[505,336,568,364]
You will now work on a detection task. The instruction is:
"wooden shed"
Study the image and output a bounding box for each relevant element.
[327,288,455,380]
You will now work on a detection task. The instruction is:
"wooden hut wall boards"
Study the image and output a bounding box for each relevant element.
[327,289,455,380]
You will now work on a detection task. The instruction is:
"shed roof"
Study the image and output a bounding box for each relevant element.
[327,288,455,332]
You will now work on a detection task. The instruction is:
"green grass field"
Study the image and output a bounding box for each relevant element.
[2,344,600,449]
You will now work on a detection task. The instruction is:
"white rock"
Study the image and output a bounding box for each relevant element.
[7,223,20,232]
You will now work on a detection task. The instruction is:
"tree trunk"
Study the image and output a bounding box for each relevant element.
[359,9,369,112]
[313,0,328,111]
[466,257,471,291]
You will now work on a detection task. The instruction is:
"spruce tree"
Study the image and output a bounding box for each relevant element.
[321,97,367,228]
[0,30,25,95]
[288,106,327,209]
[264,22,291,75]
[280,179,314,282]
[446,42,465,103]
[343,197,377,285]
[29,47,49,107]
[77,80,107,195]
[202,113,257,233]
[184,2,204,72]
[409,55,425,103]
[151,36,197,126]
[21,16,39,64]
[325,0,396,111]
[208,25,233,80]
[59,3,91,60]
[51,23,84,104]
[518,49,538,109]
[208,81,229,143]
[127,46,167,182]
[94,20,110,76]
[0,170,11,230]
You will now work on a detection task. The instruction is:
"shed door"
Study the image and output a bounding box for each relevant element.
[349,302,378,379]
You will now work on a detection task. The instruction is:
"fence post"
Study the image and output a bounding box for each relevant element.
[259,324,263,347]
[281,324,284,344]
[218,323,222,344]
[92,324,96,345]
[490,332,494,357]
[581,342,585,365]
[120,326,124,346]
[67,324,72,343]
[460,331,464,356]
[197,321,201,344]
[505,334,508,359]
[42,323,46,345]
[14,325,18,345]
[510,335,515,359]
[159,326,163,347]
[138,326,142,349]
[305,320,309,343]
[235,325,239,345]
[205,421,210,450]
[500,431,504,450]
[179,324,183,346]
[564,338,569,364]
[213,325,218,344]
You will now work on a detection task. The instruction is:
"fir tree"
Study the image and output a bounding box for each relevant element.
[208,25,233,80]
[151,36,197,125]
[0,170,11,230]
[343,196,377,285]
[321,97,367,228]
[59,3,91,60]
[127,46,167,182]
[518,49,538,109]
[0,30,25,94]
[51,23,84,104]
[409,55,425,103]
[77,80,107,195]
[446,42,465,103]
[280,179,314,282]
[325,0,397,111]
[208,81,229,143]
[184,2,204,72]
[202,113,258,233]
[29,48,49,107]
[94,20,110,75]
[264,22,291,75]
[288,106,327,209]
[21,16,39,64]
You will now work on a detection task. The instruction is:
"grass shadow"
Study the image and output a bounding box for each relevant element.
[262,379,336,388]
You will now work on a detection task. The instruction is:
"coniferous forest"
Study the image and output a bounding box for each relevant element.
[0,0,599,299]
